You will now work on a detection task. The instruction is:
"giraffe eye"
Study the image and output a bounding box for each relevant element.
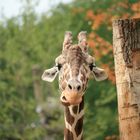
[89,63,96,71]
[57,64,62,70]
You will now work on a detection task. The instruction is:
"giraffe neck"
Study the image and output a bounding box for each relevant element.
[64,98,84,140]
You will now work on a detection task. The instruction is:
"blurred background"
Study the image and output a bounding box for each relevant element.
[0,0,140,139]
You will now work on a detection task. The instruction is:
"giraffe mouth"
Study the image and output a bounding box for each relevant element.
[60,91,82,106]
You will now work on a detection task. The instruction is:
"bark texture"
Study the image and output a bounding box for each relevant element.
[32,65,46,125]
[113,18,140,140]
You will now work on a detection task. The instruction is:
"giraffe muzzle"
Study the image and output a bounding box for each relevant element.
[60,91,82,105]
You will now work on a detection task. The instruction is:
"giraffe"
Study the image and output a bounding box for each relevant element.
[42,31,108,140]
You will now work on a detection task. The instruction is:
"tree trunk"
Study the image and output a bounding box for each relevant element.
[113,18,140,140]
[32,65,46,124]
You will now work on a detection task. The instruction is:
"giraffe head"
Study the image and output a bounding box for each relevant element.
[42,31,108,106]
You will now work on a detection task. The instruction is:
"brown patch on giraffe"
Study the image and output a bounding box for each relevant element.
[66,74,70,81]
[79,97,84,113]
[86,78,89,84]
[72,105,78,114]
[84,46,87,51]
[65,44,71,50]
[75,116,83,137]
[84,66,88,74]
[64,128,74,140]
[65,106,75,125]
[61,68,70,86]
[80,76,84,81]
[82,78,88,91]
[80,69,86,82]
[82,83,85,91]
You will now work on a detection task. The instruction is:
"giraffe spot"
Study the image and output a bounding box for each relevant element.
[75,116,83,137]
[84,46,87,51]
[72,105,78,114]
[80,71,86,82]
[65,107,75,125]
[86,77,89,81]
[66,74,70,81]
[64,128,74,140]
[80,76,84,81]
[84,67,88,73]
[79,98,84,113]
[82,84,85,91]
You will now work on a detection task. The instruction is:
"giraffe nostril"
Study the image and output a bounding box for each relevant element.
[68,84,72,90]
[77,85,81,91]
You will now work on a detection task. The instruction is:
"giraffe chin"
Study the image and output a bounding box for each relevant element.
[60,91,82,106]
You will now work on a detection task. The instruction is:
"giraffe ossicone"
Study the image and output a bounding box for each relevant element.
[42,31,108,140]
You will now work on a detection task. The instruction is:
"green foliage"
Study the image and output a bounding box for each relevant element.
[1,0,138,139]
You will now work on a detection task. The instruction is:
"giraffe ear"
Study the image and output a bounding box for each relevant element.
[41,67,59,82]
[92,67,108,81]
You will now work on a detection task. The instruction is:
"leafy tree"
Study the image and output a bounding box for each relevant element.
[0,0,140,139]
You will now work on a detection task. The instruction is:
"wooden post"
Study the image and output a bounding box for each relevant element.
[113,18,140,140]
